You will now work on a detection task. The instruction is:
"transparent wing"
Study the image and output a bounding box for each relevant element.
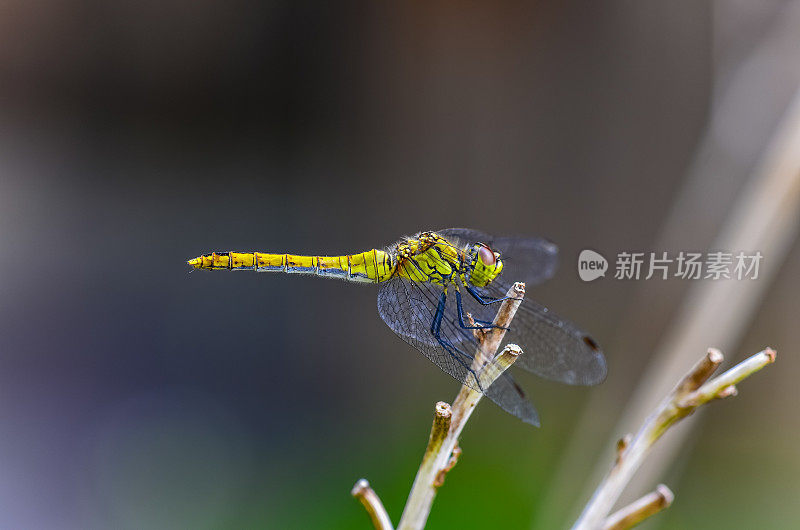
[377,275,540,426]
[437,228,558,288]
[458,281,607,385]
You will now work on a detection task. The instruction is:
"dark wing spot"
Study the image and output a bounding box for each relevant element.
[583,335,600,351]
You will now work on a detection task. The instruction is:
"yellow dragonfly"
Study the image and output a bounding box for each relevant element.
[188,229,606,425]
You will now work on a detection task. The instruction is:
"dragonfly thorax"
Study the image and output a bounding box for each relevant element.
[392,232,504,289]
[393,232,463,286]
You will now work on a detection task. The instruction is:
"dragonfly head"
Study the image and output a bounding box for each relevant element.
[467,243,504,287]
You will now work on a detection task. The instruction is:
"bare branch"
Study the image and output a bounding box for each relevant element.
[396,283,525,530]
[351,479,394,530]
[427,402,453,454]
[602,485,674,530]
[674,348,723,395]
[572,347,776,530]
[678,348,775,408]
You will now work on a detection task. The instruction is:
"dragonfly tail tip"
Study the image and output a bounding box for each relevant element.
[187,257,203,272]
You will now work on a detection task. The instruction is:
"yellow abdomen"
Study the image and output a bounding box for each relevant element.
[188,250,396,283]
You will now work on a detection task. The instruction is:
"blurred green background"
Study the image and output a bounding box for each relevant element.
[1,1,798,528]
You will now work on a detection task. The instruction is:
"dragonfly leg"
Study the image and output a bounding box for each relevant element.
[431,291,484,392]
[454,290,503,331]
[456,285,513,330]
[465,284,512,306]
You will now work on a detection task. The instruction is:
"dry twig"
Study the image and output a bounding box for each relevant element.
[396,282,525,530]
[572,347,776,530]
[352,283,525,530]
[602,485,673,530]
[351,479,394,530]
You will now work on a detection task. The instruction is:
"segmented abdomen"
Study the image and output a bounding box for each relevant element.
[188,250,396,283]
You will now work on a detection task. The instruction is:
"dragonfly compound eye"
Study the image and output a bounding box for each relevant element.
[478,244,496,266]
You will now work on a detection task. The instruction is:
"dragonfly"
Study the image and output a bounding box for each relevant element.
[187,229,606,426]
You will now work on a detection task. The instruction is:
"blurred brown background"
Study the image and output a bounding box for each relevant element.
[0,1,797,528]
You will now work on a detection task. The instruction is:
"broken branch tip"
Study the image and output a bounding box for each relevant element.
[435,401,452,418]
[351,478,370,497]
[706,348,724,364]
[656,484,674,507]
